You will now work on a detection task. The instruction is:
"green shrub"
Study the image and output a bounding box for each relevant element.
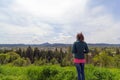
[34,58,47,66]
[50,58,58,64]
[0,65,120,80]
[93,69,115,80]
[25,58,31,66]
[7,52,20,63]
[0,54,7,64]
[60,58,72,67]
[26,66,76,80]
[27,66,59,80]
[12,58,31,66]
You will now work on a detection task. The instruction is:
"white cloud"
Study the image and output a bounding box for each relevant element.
[0,0,120,44]
[84,6,120,44]
[0,22,54,44]
[10,0,88,24]
[0,23,54,35]
[50,33,73,43]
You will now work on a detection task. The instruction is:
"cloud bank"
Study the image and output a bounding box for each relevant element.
[0,0,120,44]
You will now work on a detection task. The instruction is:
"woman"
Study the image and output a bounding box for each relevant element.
[72,33,89,80]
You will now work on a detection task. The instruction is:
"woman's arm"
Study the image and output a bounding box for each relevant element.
[72,42,77,54]
[84,43,89,53]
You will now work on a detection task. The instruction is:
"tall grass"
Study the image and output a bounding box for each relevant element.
[0,64,120,80]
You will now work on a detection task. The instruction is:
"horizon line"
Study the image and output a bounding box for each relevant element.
[0,42,120,45]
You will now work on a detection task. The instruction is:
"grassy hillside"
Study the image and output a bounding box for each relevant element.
[0,65,120,80]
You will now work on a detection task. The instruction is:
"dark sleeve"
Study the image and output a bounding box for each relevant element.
[72,42,77,54]
[84,43,89,53]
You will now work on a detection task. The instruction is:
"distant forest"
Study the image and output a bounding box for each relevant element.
[0,46,120,68]
[0,42,120,47]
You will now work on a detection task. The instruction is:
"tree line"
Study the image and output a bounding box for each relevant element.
[0,46,73,66]
[0,46,120,68]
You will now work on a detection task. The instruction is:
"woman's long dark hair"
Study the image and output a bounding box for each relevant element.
[76,33,84,42]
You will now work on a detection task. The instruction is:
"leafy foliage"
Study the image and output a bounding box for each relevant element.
[0,65,120,80]
[0,52,20,65]
[12,58,31,66]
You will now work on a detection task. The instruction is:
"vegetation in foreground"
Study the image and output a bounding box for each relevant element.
[0,46,120,80]
[0,64,120,80]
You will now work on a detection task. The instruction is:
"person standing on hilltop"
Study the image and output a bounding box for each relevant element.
[72,32,89,80]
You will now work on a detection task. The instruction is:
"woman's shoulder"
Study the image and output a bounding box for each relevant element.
[74,41,87,44]
[80,41,88,46]
[82,41,87,44]
[74,41,80,44]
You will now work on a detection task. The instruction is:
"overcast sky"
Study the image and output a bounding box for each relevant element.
[0,0,120,44]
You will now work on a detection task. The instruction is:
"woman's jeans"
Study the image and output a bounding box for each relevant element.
[75,63,85,80]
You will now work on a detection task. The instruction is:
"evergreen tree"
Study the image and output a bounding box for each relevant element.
[33,47,40,60]
[16,48,22,57]
[116,48,120,55]
[26,46,34,63]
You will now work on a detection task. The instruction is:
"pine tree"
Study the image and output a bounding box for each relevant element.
[33,47,40,60]
[26,46,34,63]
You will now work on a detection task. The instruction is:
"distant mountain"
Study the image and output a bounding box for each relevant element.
[88,43,120,47]
[39,42,51,46]
[38,42,71,47]
[0,44,26,47]
[0,43,120,47]
[0,43,71,47]
[51,43,71,47]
